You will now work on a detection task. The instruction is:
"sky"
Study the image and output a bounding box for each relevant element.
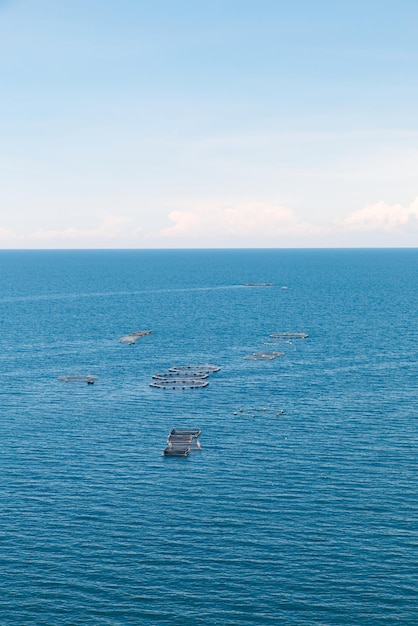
[1,0,418,248]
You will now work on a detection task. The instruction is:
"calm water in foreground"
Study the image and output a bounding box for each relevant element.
[0,249,417,625]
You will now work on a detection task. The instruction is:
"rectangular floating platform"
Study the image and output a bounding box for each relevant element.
[244,352,285,360]
[169,364,220,373]
[119,330,152,344]
[269,332,308,339]
[168,435,201,450]
[163,446,190,457]
[170,428,201,437]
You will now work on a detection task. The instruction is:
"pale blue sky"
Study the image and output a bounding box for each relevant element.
[1,0,418,247]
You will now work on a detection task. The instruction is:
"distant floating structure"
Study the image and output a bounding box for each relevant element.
[150,379,209,390]
[242,283,274,287]
[163,446,190,457]
[152,371,208,380]
[150,364,220,390]
[244,351,284,360]
[270,332,308,339]
[169,364,221,373]
[58,375,98,384]
[164,428,202,456]
[168,434,201,450]
[171,428,201,437]
[119,330,152,344]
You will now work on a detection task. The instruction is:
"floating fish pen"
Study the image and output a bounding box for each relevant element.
[150,379,209,390]
[153,377,209,385]
[269,332,308,339]
[150,364,219,390]
[171,428,201,437]
[164,428,202,456]
[152,371,208,380]
[58,375,98,384]
[119,330,152,344]
[169,364,221,373]
[163,446,190,457]
[168,434,202,450]
[244,351,285,360]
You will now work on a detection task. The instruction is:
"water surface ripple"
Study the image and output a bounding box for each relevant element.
[0,250,417,625]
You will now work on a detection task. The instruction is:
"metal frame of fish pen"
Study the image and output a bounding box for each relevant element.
[150,379,209,390]
[170,428,201,437]
[169,364,221,373]
[163,446,190,457]
[152,371,208,380]
[269,332,308,339]
[167,434,202,450]
[164,428,202,456]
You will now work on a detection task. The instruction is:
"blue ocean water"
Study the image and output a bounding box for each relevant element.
[0,249,417,625]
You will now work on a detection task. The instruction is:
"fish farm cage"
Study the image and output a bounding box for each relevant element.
[163,428,202,457]
[150,364,220,390]
[58,375,98,384]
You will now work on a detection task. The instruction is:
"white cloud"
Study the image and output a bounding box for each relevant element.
[2,196,418,248]
[340,197,418,232]
[0,215,143,247]
[0,227,14,239]
[27,215,136,240]
[161,202,321,241]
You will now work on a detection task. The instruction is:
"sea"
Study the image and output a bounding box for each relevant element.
[0,249,416,625]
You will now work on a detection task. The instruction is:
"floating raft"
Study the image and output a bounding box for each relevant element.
[171,428,201,437]
[269,332,308,339]
[244,351,285,360]
[168,434,202,450]
[151,364,219,390]
[150,379,208,389]
[152,371,208,380]
[169,364,221,373]
[164,428,202,456]
[163,446,190,457]
[119,330,152,344]
[152,377,209,384]
[58,375,98,384]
